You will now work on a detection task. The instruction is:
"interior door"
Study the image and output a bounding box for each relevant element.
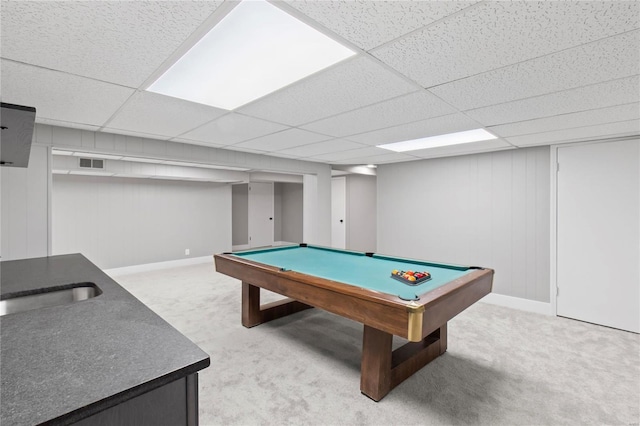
[557,139,639,332]
[331,177,346,249]
[249,182,274,248]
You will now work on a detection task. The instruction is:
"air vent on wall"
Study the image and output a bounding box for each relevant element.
[79,158,105,169]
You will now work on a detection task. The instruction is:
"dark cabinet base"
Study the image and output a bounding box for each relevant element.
[74,374,199,426]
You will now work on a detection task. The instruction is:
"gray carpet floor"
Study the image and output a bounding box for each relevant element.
[114,262,640,425]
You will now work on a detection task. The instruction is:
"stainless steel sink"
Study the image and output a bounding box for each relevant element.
[0,284,101,316]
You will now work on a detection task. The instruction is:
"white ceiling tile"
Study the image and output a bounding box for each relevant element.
[4,1,638,165]
[36,118,101,132]
[267,153,301,160]
[466,76,640,126]
[301,90,456,137]
[409,139,513,158]
[303,157,334,163]
[232,128,330,152]
[170,137,226,148]
[1,60,134,126]
[277,139,367,157]
[311,146,395,162]
[0,1,223,87]
[430,30,640,110]
[506,120,640,147]
[373,1,640,87]
[347,113,482,145]
[100,127,171,141]
[224,146,267,155]
[417,146,517,161]
[490,103,640,138]
[180,113,288,145]
[338,152,417,164]
[107,91,226,138]
[284,0,477,50]
[239,56,417,126]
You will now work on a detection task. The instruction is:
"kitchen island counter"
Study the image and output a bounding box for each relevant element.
[0,254,210,426]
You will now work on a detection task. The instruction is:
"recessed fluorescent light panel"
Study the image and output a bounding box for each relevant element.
[146,0,356,110]
[378,129,498,152]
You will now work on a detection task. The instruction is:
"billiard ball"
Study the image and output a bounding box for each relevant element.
[408,276,416,282]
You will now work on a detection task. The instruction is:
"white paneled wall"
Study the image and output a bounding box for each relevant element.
[232,184,249,246]
[36,123,332,247]
[52,175,231,269]
[279,183,303,243]
[378,147,550,302]
[1,144,50,261]
[346,174,376,252]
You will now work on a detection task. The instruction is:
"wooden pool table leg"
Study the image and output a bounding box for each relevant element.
[241,282,313,328]
[360,323,447,401]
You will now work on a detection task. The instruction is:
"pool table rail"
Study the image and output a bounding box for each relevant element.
[214,252,493,342]
[215,252,413,338]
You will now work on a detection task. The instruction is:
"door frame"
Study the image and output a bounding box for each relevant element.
[549,135,639,318]
[331,176,346,249]
[248,181,274,248]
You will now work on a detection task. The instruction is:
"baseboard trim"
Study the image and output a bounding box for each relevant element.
[104,256,213,277]
[480,293,553,315]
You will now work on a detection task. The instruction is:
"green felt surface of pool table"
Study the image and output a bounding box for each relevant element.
[233,245,474,301]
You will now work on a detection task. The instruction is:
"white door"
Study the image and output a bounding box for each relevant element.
[557,140,639,332]
[331,177,346,249]
[249,182,274,248]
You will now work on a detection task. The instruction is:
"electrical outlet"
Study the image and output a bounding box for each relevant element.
[185,249,190,256]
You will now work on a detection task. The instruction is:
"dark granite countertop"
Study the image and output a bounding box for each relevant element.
[0,254,210,426]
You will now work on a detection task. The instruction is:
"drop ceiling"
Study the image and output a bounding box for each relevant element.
[1,1,638,165]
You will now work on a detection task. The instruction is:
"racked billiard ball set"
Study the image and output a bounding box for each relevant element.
[390,269,431,286]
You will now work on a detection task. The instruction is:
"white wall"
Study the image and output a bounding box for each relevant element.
[1,143,50,261]
[52,175,231,269]
[38,124,332,248]
[303,174,319,244]
[232,184,249,246]
[274,183,282,241]
[279,182,303,243]
[346,174,376,252]
[5,124,331,266]
[238,182,302,245]
[378,147,550,303]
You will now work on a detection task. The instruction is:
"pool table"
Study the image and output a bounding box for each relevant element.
[214,244,494,401]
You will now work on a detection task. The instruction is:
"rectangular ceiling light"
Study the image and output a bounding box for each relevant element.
[146,0,356,110]
[52,150,74,156]
[377,129,498,152]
